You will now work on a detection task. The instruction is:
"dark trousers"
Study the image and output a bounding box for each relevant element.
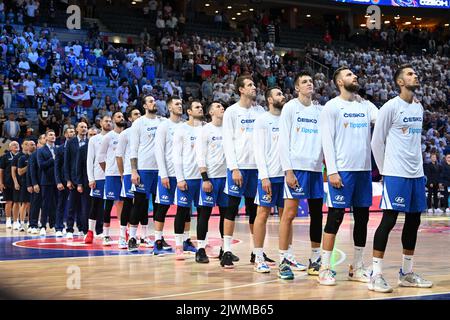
[55,188,69,232]
[442,184,449,209]
[40,185,57,228]
[78,190,91,233]
[66,189,81,233]
[427,183,439,209]
[29,191,42,228]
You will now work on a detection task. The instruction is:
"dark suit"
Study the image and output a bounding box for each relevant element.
[37,144,57,228]
[54,142,69,232]
[28,150,42,229]
[74,143,94,234]
[64,137,88,233]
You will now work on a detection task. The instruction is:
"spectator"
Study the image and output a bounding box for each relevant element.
[2,78,13,109]
[425,153,443,215]
[0,109,6,134]
[38,102,50,134]
[16,111,29,139]
[23,75,36,109]
[3,112,20,140]
[441,154,450,215]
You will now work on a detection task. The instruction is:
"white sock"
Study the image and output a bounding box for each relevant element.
[402,254,414,274]
[205,232,209,245]
[353,246,364,268]
[104,226,110,237]
[223,235,232,252]
[88,219,96,231]
[372,257,383,276]
[183,231,189,241]
[311,247,321,262]
[175,233,184,247]
[253,247,264,259]
[155,230,163,241]
[287,244,293,255]
[6,217,11,223]
[130,226,138,239]
[141,225,148,238]
[120,226,127,238]
[322,250,332,267]
[279,250,288,264]
[198,240,206,249]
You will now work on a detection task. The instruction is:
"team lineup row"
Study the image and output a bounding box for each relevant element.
[0,65,432,294]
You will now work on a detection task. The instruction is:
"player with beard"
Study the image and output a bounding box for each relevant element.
[369,64,432,293]
[221,75,267,269]
[278,71,325,279]
[319,66,378,286]
[98,112,126,246]
[194,101,228,263]
[115,108,142,249]
[172,100,204,260]
[17,140,33,232]
[153,97,184,255]
[128,95,166,252]
[252,87,286,273]
[85,116,113,244]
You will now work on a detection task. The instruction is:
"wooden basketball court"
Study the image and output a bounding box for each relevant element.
[1,213,450,300]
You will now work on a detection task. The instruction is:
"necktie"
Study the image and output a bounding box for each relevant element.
[50,146,55,159]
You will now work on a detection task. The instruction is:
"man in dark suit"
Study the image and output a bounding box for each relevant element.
[64,121,89,239]
[76,127,100,238]
[27,134,46,234]
[37,130,58,236]
[54,125,75,237]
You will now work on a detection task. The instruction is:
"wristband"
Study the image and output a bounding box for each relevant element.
[201,172,210,181]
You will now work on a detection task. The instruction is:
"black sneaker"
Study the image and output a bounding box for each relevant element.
[128,237,139,252]
[251,252,276,265]
[161,236,172,250]
[220,251,234,269]
[219,247,239,262]
[195,248,210,264]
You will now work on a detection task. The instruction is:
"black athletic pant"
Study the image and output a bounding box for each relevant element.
[373,210,421,252]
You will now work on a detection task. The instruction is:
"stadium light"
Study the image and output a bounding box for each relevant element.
[394,16,400,20]
[360,24,366,27]
[384,20,390,24]
[416,17,422,21]
[306,14,311,18]
[205,3,210,7]
[227,6,232,9]
[445,24,449,27]
[249,8,254,12]
[232,17,236,20]
[237,12,241,16]
[404,22,411,25]
[364,15,370,18]
[215,10,219,14]
[131,1,136,4]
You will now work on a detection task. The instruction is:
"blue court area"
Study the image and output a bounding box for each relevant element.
[388,292,450,300]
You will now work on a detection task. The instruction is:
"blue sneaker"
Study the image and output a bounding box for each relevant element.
[153,239,173,255]
[183,238,197,253]
[278,259,295,280]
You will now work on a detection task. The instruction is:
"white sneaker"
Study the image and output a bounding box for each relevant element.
[368,273,393,293]
[103,236,112,246]
[62,228,67,235]
[427,208,434,215]
[77,231,85,237]
[254,256,271,273]
[55,231,63,237]
[95,233,104,239]
[6,219,12,229]
[446,208,450,215]
[434,208,444,216]
[48,227,56,233]
[66,232,74,239]
[31,228,39,234]
[19,224,25,232]
[348,264,371,283]
[318,266,336,286]
[27,227,33,234]
[141,237,154,248]
[13,221,20,230]
[39,228,46,236]
[118,237,127,249]
[398,269,433,288]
